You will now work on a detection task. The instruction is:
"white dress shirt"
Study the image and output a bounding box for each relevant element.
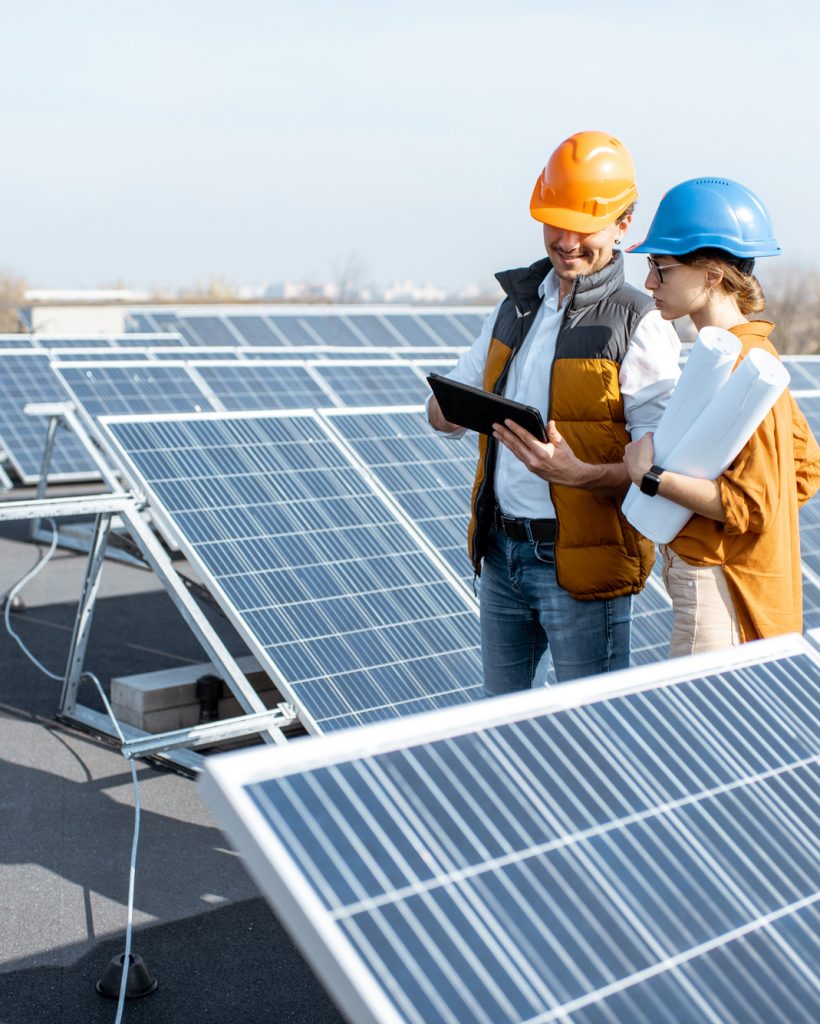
[430,269,681,519]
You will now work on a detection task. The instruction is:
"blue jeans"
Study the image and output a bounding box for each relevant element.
[480,526,632,694]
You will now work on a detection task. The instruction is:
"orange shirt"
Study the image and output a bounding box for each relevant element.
[670,320,820,641]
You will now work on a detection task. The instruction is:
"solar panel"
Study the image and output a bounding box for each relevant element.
[149,346,242,360]
[53,361,218,420]
[796,393,820,435]
[418,314,476,346]
[0,352,99,482]
[0,334,34,349]
[311,361,430,407]
[453,312,488,338]
[631,567,675,666]
[200,634,820,1024]
[347,314,406,347]
[300,315,365,347]
[113,332,186,348]
[785,357,820,391]
[100,409,483,732]
[267,316,324,347]
[179,315,245,346]
[382,314,439,347]
[226,315,283,346]
[150,312,201,345]
[50,347,152,362]
[189,360,334,411]
[323,408,477,585]
[35,336,114,349]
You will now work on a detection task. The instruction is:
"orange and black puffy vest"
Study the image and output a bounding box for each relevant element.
[468,252,656,600]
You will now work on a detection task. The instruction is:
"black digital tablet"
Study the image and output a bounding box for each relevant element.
[427,372,546,441]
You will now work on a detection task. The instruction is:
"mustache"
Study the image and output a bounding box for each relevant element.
[548,242,588,257]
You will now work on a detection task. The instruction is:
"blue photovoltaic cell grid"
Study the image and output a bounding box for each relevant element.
[381,314,438,347]
[124,313,156,333]
[226,316,283,346]
[51,349,151,362]
[103,412,483,732]
[324,409,477,584]
[150,313,202,345]
[631,564,674,666]
[54,364,217,420]
[267,316,322,347]
[347,314,404,347]
[418,314,473,346]
[235,645,820,1024]
[0,353,98,481]
[0,336,34,349]
[114,333,185,348]
[182,316,242,345]
[300,315,363,347]
[36,337,113,349]
[454,312,489,338]
[150,347,240,361]
[784,357,820,391]
[191,362,331,411]
[313,362,429,407]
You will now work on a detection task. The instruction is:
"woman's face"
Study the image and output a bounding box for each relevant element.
[644,256,708,320]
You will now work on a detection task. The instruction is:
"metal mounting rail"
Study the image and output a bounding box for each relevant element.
[0,493,135,522]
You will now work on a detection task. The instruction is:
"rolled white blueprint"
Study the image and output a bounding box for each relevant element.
[622,325,741,520]
[624,347,790,543]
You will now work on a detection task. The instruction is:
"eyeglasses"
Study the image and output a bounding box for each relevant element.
[646,256,684,283]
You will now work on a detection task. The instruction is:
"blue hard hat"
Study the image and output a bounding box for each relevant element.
[627,177,780,259]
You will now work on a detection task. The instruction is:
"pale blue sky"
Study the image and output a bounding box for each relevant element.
[3,0,817,293]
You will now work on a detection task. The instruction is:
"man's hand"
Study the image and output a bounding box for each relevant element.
[623,432,655,487]
[427,396,461,433]
[492,419,593,487]
[493,418,631,492]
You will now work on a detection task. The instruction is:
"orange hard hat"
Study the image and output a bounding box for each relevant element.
[530,131,638,233]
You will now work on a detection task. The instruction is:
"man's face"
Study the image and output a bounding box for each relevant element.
[542,215,629,289]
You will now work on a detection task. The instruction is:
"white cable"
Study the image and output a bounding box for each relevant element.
[4,519,143,1024]
[3,517,62,681]
[86,671,142,1024]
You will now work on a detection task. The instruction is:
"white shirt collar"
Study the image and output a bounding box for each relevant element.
[538,268,561,310]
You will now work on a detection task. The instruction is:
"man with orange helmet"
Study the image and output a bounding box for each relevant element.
[428,130,681,691]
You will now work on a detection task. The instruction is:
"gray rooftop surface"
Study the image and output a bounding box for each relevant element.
[0,485,344,1024]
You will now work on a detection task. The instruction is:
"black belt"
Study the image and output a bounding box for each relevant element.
[494,507,556,542]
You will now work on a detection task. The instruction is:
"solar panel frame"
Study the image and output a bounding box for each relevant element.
[200,633,820,1024]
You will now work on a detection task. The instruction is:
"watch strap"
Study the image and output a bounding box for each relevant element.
[639,464,665,497]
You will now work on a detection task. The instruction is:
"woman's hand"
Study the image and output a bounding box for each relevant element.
[623,433,656,487]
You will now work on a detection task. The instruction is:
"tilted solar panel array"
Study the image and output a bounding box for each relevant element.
[101,410,484,733]
[200,635,820,1024]
[123,306,488,348]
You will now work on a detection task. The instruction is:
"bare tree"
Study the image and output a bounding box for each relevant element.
[758,264,820,354]
[331,252,369,304]
[0,270,28,333]
[177,275,241,303]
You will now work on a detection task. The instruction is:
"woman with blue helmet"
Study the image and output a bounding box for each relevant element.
[624,178,820,656]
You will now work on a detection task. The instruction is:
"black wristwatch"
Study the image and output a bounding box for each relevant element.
[639,464,665,497]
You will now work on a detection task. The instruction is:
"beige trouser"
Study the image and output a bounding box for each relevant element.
[660,544,741,658]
